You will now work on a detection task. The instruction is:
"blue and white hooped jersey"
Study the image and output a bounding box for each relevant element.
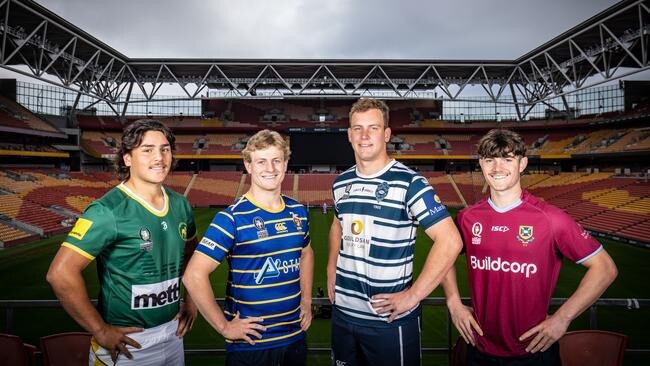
[332,160,449,326]
[195,194,310,351]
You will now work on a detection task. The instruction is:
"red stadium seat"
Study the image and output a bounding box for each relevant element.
[559,330,627,366]
[40,332,91,366]
[0,333,37,366]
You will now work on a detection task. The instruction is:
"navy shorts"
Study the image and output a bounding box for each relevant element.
[225,337,307,366]
[331,314,421,366]
[467,342,560,366]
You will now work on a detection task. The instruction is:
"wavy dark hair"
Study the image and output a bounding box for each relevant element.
[114,119,176,181]
[477,128,527,158]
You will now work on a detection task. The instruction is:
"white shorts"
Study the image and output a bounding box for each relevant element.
[89,318,184,366]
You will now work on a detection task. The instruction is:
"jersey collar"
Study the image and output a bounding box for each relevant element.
[487,196,523,213]
[244,193,286,213]
[117,182,169,217]
[355,159,396,179]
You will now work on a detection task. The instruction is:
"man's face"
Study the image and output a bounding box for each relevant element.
[479,153,528,194]
[244,145,287,192]
[123,130,172,185]
[348,109,391,163]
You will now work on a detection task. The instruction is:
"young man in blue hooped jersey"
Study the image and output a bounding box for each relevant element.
[184,129,314,366]
[328,98,463,366]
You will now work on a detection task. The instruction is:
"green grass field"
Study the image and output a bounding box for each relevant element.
[1,207,649,365]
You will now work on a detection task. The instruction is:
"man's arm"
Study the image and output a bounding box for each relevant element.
[176,236,198,337]
[440,265,483,345]
[46,246,142,361]
[327,218,342,304]
[299,244,315,330]
[182,252,266,345]
[372,216,463,322]
[520,249,617,353]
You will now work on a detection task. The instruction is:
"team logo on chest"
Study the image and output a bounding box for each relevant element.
[341,184,352,200]
[290,212,302,230]
[517,225,535,245]
[139,227,153,252]
[375,181,389,202]
[471,222,482,245]
[253,216,268,238]
[178,222,188,240]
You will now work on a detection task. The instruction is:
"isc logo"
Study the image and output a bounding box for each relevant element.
[491,226,510,232]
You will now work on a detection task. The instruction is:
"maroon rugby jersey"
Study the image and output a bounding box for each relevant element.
[456,190,602,357]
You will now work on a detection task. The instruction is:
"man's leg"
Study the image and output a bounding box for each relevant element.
[281,337,308,366]
[331,315,363,366]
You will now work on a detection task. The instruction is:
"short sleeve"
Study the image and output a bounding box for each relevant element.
[552,209,602,264]
[406,175,450,229]
[195,210,237,263]
[62,202,116,260]
[301,206,311,248]
[184,200,197,242]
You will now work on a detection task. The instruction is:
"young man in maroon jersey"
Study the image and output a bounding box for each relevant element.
[441,129,618,365]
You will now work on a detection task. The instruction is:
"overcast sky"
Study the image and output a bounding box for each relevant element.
[30,0,618,59]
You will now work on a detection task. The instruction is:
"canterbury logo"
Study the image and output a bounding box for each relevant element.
[351,220,363,235]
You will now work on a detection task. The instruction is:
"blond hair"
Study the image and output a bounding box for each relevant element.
[241,129,291,162]
[349,98,390,128]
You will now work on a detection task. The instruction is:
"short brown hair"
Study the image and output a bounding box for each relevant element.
[242,129,291,163]
[477,129,527,158]
[114,119,176,181]
[349,98,390,128]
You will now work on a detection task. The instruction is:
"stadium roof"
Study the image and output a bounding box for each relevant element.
[0,0,649,119]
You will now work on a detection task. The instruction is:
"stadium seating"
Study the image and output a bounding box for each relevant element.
[40,332,91,366]
[422,172,463,207]
[187,171,243,206]
[559,330,626,366]
[293,174,337,205]
[0,333,37,366]
[0,96,59,133]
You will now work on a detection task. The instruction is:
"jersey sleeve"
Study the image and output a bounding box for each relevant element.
[195,210,237,263]
[455,209,468,255]
[62,202,116,261]
[184,199,197,242]
[406,174,450,229]
[301,206,311,248]
[551,209,602,264]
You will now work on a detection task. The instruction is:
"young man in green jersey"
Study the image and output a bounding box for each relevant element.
[47,120,198,366]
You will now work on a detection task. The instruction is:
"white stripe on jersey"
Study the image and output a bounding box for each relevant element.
[336,265,413,285]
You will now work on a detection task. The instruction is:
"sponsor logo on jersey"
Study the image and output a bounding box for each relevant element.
[491,225,510,232]
[290,212,302,230]
[69,217,93,240]
[253,216,268,238]
[341,184,352,200]
[179,222,188,240]
[275,222,288,233]
[517,225,534,245]
[470,255,538,278]
[580,229,590,240]
[429,205,445,216]
[351,219,363,235]
[434,194,442,204]
[131,278,180,309]
[139,227,153,252]
[199,237,217,250]
[471,222,482,245]
[375,181,389,201]
[161,221,168,231]
[255,257,280,284]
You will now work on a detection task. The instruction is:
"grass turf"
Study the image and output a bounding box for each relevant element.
[1,207,649,365]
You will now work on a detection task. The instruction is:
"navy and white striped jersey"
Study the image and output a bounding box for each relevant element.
[332,160,449,326]
[195,194,310,351]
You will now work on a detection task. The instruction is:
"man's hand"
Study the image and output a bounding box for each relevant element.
[327,265,336,304]
[300,299,313,331]
[94,324,143,361]
[447,301,483,346]
[175,300,198,337]
[220,312,267,346]
[371,289,419,323]
[519,314,570,353]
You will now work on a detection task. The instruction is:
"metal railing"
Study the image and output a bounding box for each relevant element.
[1,297,648,357]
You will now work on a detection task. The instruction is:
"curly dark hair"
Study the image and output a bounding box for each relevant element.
[113,119,176,181]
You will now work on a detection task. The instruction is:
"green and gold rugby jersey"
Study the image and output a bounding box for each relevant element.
[63,183,196,329]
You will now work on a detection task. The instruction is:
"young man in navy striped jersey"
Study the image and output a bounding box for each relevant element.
[328,98,463,366]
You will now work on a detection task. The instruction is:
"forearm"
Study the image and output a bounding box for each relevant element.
[182,271,229,334]
[440,265,463,305]
[300,246,314,303]
[409,221,462,301]
[553,259,617,323]
[48,271,107,334]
